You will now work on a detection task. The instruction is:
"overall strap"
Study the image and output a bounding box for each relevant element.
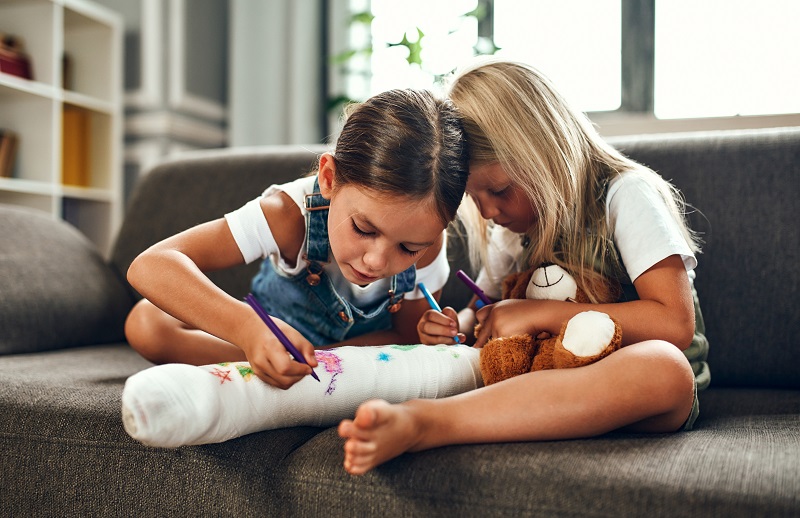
[385,265,416,313]
[393,265,417,295]
[303,178,330,264]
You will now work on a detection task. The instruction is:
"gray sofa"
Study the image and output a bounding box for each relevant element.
[1,127,798,517]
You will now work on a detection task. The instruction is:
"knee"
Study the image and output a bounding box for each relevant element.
[637,340,695,412]
[125,300,171,364]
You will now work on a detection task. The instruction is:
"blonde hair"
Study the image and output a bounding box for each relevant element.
[448,58,700,302]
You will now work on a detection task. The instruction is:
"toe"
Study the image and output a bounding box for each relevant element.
[338,419,355,438]
[353,399,385,429]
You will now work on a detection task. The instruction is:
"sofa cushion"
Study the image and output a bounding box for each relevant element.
[279,389,800,517]
[0,344,326,516]
[0,205,134,354]
[1,344,797,516]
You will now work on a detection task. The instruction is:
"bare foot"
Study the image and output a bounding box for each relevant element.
[337,399,424,475]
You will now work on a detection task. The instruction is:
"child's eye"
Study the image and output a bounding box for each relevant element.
[400,245,422,257]
[490,185,510,197]
[352,219,421,257]
[352,220,373,237]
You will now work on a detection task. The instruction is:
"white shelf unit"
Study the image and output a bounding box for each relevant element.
[0,0,122,256]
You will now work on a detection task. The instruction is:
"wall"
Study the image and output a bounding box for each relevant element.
[93,0,229,201]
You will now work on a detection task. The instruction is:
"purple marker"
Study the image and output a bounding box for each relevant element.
[244,293,320,382]
[456,270,492,309]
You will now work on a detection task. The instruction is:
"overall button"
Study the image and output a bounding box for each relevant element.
[338,311,349,322]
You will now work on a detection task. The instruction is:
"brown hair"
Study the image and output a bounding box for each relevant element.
[332,89,469,226]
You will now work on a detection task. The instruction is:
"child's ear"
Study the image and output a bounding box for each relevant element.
[318,153,336,199]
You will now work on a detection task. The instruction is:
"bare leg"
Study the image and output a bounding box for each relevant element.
[125,299,247,365]
[338,340,694,475]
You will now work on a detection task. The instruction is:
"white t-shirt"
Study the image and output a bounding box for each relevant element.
[224,176,450,307]
[476,171,697,299]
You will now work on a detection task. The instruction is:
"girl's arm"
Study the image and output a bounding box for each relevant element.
[127,218,254,337]
[127,194,318,388]
[473,254,695,349]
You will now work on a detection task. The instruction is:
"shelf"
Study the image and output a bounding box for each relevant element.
[62,1,117,103]
[0,91,55,183]
[0,0,56,85]
[63,89,114,113]
[0,176,55,196]
[0,0,121,256]
[0,74,114,116]
[61,184,114,202]
[0,74,57,99]
[0,0,46,5]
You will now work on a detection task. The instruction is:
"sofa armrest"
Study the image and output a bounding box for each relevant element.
[0,205,134,355]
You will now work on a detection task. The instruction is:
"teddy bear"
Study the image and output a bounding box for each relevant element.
[478,264,624,385]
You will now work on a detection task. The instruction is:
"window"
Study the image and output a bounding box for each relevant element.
[337,0,799,132]
[368,0,478,95]
[362,0,623,114]
[654,0,800,119]
[493,0,621,113]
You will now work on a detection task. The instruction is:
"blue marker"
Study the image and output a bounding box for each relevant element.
[417,282,461,344]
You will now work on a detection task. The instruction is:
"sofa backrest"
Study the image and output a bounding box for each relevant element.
[112,127,800,389]
[608,127,800,389]
[0,205,133,354]
[110,145,328,301]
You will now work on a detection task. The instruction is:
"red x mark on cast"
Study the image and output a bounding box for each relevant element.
[209,367,233,384]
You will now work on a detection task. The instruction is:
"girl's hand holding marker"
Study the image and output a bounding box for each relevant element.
[417,282,463,345]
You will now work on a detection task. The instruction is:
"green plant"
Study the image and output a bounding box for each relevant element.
[328,4,498,113]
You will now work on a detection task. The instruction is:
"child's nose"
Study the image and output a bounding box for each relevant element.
[362,247,388,271]
[478,200,501,220]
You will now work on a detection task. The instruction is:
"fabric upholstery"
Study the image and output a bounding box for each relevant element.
[609,127,800,388]
[1,345,797,517]
[285,389,800,517]
[1,128,798,517]
[110,145,328,300]
[0,205,133,354]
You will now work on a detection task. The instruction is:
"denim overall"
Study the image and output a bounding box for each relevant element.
[250,180,416,346]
